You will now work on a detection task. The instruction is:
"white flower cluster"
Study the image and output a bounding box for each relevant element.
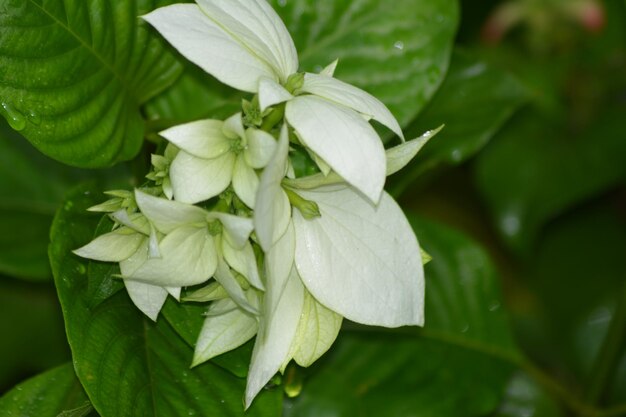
[75,0,439,407]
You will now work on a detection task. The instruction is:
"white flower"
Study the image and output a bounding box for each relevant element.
[242,124,428,406]
[143,0,404,203]
[160,113,276,207]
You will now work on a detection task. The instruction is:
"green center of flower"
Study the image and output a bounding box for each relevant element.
[207,220,223,236]
[229,137,245,154]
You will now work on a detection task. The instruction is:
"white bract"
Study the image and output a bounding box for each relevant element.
[74,0,441,410]
[143,0,404,203]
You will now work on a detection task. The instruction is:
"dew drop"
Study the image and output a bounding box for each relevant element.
[77,264,87,275]
[393,41,405,50]
[1,102,26,131]
[460,324,470,333]
[28,110,42,126]
[187,409,196,416]
[277,0,287,6]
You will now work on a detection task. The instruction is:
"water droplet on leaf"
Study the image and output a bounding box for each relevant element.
[28,110,41,126]
[1,102,26,131]
[393,41,405,50]
[277,0,287,6]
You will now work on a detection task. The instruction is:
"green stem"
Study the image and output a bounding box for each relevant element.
[260,103,285,132]
[584,282,626,407]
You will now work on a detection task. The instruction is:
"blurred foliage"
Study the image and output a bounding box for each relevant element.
[1,0,625,416]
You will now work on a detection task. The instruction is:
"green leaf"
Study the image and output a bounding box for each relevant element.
[474,107,626,253]
[494,372,564,417]
[390,49,527,195]
[144,65,243,127]
[284,217,519,417]
[0,122,132,280]
[49,186,282,417]
[274,0,459,127]
[0,0,182,167]
[0,363,96,417]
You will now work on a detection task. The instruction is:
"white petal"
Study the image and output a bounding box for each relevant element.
[73,228,144,262]
[166,286,181,301]
[258,77,293,111]
[222,112,245,139]
[125,227,218,287]
[245,265,304,408]
[159,119,230,159]
[289,290,342,367]
[232,156,259,208]
[319,59,338,77]
[265,221,295,301]
[286,96,387,203]
[293,186,424,327]
[170,151,235,205]
[143,4,277,92]
[196,0,298,82]
[244,128,277,169]
[192,298,258,366]
[135,190,209,234]
[124,280,168,321]
[211,213,254,249]
[222,240,264,290]
[301,73,404,140]
[110,211,150,235]
[214,257,258,315]
[254,124,291,251]
[386,126,443,176]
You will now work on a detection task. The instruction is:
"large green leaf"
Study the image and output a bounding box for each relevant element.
[49,186,282,417]
[0,0,181,167]
[390,49,527,196]
[284,217,520,417]
[473,108,626,253]
[146,0,459,129]
[0,121,132,280]
[0,363,97,417]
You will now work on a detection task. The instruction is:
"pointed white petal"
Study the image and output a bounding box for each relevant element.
[265,221,295,302]
[214,257,258,315]
[289,290,342,367]
[159,119,230,159]
[244,128,277,169]
[192,298,258,367]
[254,124,291,251]
[73,228,144,262]
[166,286,181,301]
[170,151,235,205]
[125,227,218,287]
[245,265,304,408]
[320,59,339,77]
[222,240,264,290]
[301,73,404,140]
[232,156,259,208]
[196,0,298,82]
[210,213,254,249]
[258,77,293,111]
[222,112,245,140]
[293,186,424,327]
[135,190,209,234]
[143,4,277,92]
[386,126,443,176]
[286,96,386,203]
[124,280,168,321]
[110,211,150,235]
